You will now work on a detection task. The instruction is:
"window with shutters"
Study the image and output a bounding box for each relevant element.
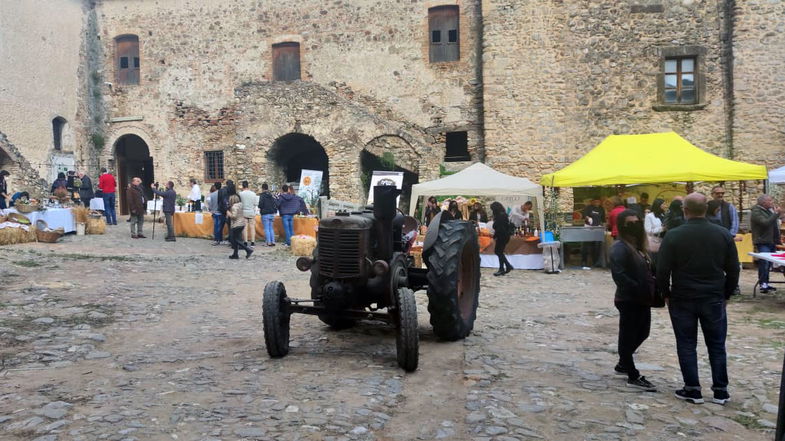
[272,42,301,81]
[52,117,66,151]
[115,35,140,85]
[444,131,470,162]
[204,151,224,182]
[429,6,459,63]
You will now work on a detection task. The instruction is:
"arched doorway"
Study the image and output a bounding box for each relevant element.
[268,133,329,197]
[114,134,154,215]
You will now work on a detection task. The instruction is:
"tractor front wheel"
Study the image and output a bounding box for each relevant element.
[395,287,419,372]
[424,221,481,341]
[262,281,291,358]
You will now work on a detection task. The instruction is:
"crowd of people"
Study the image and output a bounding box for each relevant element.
[120,176,309,259]
[609,189,785,405]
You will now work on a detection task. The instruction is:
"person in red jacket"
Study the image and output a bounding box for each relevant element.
[608,197,627,239]
[98,167,117,225]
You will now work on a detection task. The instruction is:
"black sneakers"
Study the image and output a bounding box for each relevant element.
[627,376,656,392]
[614,364,628,376]
[675,388,704,404]
[712,390,730,405]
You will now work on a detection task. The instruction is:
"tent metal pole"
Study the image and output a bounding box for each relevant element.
[777,347,785,441]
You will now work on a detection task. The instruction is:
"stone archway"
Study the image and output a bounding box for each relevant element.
[268,133,329,197]
[114,134,153,215]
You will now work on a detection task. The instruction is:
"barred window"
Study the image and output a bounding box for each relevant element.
[204,151,224,182]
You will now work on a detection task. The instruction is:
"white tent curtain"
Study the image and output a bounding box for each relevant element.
[408,162,545,232]
[769,165,785,184]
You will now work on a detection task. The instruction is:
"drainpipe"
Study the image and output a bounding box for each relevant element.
[720,0,736,159]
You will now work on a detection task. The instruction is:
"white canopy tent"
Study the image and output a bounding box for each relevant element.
[769,165,785,184]
[408,162,545,232]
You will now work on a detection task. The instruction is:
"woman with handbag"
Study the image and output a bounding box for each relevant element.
[610,209,658,392]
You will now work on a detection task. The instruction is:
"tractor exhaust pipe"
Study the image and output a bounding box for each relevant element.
[373,184,401,261]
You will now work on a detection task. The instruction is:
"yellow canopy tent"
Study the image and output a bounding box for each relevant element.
[540,132,767,187]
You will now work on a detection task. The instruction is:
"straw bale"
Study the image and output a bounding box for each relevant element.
[0,226,37,246]
[291,235,317,257]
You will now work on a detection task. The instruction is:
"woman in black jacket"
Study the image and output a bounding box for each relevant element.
[610,209,656,391]
[663,199,685,234]
[490,202,513,276]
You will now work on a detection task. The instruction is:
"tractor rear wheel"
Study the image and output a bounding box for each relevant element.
[309,258,357,329]
[395,287,419,372]
[262,281,291,358]
[424,221,480,341]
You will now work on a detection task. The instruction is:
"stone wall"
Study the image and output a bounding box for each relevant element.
[0,0,86,188]
[733,0,785,170]
[93,0,483,203]
[481,0,731,183]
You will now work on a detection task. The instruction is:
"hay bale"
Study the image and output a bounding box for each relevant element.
[0,225,37,246]
[86,217,106,234]
[291,235,317,257]
[73,206,89,224]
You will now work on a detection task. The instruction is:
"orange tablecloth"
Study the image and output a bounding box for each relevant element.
[173,213,318,240]
[480,236,542,255]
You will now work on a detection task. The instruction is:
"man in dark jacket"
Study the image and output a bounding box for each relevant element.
[151,181,177,242]
[126,177,147,239]
[657,193,739,406]
[77,171,95,208]
[750,194,784,293]
[258,183,278,247]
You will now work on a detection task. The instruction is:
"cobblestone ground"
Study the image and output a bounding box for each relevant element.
[0,224,782,441]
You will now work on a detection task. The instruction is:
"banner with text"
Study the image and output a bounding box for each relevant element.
[367,171,404,206]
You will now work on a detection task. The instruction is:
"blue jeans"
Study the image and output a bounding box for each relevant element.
[212,213,226,242]
[282,214,294,245]
[668,299,728,391]
[102,192,117,225]
[262,214,276,244]
[756,243,776,285]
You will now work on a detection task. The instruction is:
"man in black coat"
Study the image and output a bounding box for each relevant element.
[656,193,739,406]
[151,181,177,242]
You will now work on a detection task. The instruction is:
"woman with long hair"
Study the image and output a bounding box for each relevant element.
[468,201,488,223]
[424,196,440,226]
[490,202,513,276]
[663,199,685,234]
[610,209,656,391]
[445,200,462,221]
[644,198,666,253]
[226,194,253,259]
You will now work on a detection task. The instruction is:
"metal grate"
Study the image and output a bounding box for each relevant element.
[318,228,363,278]
[204,151,224,181]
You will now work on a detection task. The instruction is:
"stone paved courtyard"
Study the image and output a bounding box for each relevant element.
[0,225,782,441]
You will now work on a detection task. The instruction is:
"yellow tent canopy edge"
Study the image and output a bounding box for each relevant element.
[540,132,768,187]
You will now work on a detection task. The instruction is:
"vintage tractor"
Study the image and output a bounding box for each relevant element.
[262,184,480,371]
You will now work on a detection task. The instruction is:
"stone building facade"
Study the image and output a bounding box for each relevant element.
[0,0,782,212]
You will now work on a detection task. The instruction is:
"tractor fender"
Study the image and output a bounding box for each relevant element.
[422,211,444,255]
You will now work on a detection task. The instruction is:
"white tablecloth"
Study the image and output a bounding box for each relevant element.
[480,254,544,270]
[5,208,76,233]
[90,198,105,211]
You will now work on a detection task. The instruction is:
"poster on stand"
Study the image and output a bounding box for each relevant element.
[298,169,324,208]
[367,171,404,205]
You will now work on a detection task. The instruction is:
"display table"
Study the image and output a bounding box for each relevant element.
[173,213,318,240]
[480,236,543,270]
[748,252,785,297]
[4,208,76,233]
[559,226,608,269]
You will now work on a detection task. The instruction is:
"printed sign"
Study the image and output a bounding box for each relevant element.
[298,169,324,208]
[367,171,404,205]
